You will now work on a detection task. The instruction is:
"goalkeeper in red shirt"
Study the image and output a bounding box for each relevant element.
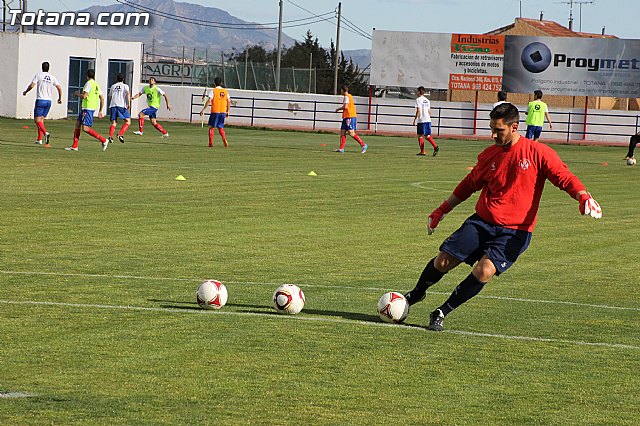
[404,102,602,331]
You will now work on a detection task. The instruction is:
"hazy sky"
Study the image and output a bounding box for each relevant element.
[27,0,640,51]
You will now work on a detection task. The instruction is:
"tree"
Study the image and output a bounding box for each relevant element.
[225,30,368,95]
[281,31,332,93]
[336,51,369,96]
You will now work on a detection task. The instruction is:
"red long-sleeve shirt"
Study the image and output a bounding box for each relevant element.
[453,137,586,232]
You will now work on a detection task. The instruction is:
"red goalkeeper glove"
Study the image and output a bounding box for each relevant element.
[578,193,602,219]
[428,200,453,235]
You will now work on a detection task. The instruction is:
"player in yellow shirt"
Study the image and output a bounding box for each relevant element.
[131,77,171,137]
[199,77,230,147]
[525,90,553,141]
[334,84,367,153]
[65,69,108,152]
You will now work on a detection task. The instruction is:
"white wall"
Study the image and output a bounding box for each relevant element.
[0,33,20,118]
[155,85,354,131]
[0,32,142,119]
[1,33,636,145]
[156,86,639,144]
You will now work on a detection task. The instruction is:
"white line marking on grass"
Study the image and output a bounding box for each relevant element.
[469,294,640,312]
[445,330,640,351]
[1,270,638,312]
[88,161,164,168]
[1,299,638,351]
[0,392,37,398]
[410,181,461,192]
[0,270,196,282]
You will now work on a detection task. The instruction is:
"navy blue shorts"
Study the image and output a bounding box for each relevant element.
[77,109,94,127]
[341,118,356,131]
[440,214,532,275]
[34,99,52,118]
[416,122,432,136]
[208,112,226,128]
[525,125,542,139]
[110,106,130,121]
[141,106,158,119]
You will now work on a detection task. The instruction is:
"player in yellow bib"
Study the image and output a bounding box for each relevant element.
[525,90,553,141]
[334,84,367,153]
[199,77,231,147]
[131,77,171,137]
[65,69,108,152]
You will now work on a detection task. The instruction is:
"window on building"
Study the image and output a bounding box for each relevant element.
[68,57,95,117]
[107,60,134,89]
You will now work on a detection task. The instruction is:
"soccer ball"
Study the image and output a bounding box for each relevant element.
[627,157,636,166]
[273,284,305,314]
[377,292,409,324]
[196,280,228,310]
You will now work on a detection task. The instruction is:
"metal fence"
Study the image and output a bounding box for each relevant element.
[142,60,317,93]
[190,93,639,143]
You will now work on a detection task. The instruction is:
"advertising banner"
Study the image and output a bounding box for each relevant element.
[370,30,504,90]
[503,36,640,98]
[449,34,504,92]
[370,30,451,88]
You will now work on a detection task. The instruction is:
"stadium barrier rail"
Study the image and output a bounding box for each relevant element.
[190,93,639,145]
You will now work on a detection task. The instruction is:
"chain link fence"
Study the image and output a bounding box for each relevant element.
[142,51,317,93]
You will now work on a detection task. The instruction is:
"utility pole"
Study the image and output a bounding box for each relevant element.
[21,0,27,33]
[333,2,342,95]
[308,51,312,93]
[275,0,283,91]
[244,48,249,90]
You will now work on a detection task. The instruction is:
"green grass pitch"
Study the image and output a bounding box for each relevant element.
[1,118,638,425]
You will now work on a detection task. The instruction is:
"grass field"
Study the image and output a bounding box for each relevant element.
[1,118,638,425]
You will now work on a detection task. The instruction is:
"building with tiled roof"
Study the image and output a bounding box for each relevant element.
[487,17,584,38]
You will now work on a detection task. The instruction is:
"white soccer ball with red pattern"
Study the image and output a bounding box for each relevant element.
[377,292,409,323]
[196,280,228,310]
[273,284,305,314]
[627,157,636,166]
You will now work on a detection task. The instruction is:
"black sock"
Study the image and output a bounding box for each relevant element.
[406,258,445,305]
[438,273,486,316]
[628,135,639,157]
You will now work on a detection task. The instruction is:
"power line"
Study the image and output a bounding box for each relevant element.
[115,0,334,29]
[286,0,337,25]
[33,27,64,37]
[341,17,371,40]
[56,0,73,12]
[341,16,371,40]
[286,0,371,41]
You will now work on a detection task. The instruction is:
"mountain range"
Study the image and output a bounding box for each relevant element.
[39,0,370,66]
[45,0,297,58]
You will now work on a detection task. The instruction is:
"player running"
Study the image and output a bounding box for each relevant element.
[131,77,171,137]
[335,84,367,153]
[199,77,230,148]
[22,61,63,147]
[413,86,439,156]
[65,69,108,152]
[107,73,131,144]
[403,102,602,331]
